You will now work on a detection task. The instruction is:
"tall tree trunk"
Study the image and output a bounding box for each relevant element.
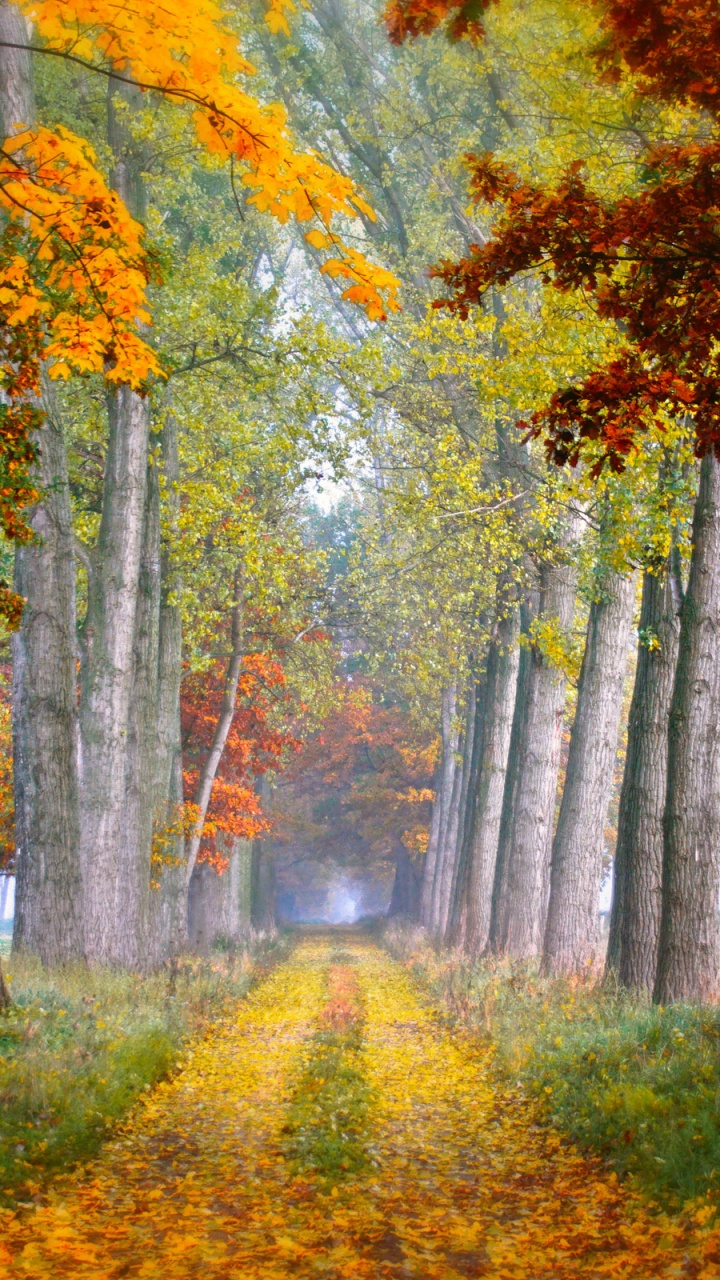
[490,517,583,958]
[446,674,485,948]
[436,684,475,936]
[80,76,152,967]
[124,449,162,965]
[150,415,185,955]
[606,562,681,993]
[488,594,535,953]
[465,607,520,955]
[419,683,457,927]
[2,5,84,963]
[543,568,637,976]
[80,387,150,966]
[655,454,720,1004]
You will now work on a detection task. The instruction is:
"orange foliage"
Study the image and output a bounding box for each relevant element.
[276,682,435,863]
[181,652,300,872]
[0,0,400,624]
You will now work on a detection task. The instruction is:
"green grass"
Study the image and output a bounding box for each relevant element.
[282,951,372,1186]
[0,933,288,1202]
[384,921,720,1213]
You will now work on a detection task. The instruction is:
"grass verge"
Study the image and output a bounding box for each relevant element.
[283,951,372,1187]
[384,920,720,1214]
[0,931,288,1203]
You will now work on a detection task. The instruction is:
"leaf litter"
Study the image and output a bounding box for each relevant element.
[1,933,719,1278]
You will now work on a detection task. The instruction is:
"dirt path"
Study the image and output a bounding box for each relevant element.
[2,934,719,1278]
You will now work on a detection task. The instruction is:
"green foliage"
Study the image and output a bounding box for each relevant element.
[384,924,720,1212]
[0,938,288,1202]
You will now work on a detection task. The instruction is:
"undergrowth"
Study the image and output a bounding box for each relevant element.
[384,920,720,1213]
[0,931,288,1202]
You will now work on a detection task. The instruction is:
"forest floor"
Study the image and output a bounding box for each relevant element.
[2,930,720,1279]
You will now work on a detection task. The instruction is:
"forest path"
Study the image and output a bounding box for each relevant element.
[2,932,719,1278]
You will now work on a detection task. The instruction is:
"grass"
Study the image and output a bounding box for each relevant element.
[282,950,372,1186]
[0,931,288,1202]
[384,921,720,1213]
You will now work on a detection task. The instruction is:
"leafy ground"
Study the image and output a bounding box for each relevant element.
[384,921,720,1213]
[0,937,286,1202]
[2,931,720,1278]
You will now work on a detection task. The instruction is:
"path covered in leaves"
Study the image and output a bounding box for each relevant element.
[2,933,720,1278]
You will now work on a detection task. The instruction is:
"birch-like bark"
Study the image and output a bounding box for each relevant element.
[436,684,475,936]
[80,76,153,966]
[543,568,637,976]
[3,4,83,963]
[183,578,244,890]
[419,683,457,927]
[465,607,520,955]
[150,415,185,954]
[655,454,720,1004]
[606,563,681,993]
[491,517,583,958]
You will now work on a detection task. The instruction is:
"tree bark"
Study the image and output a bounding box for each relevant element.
[491,517,583,958]
[2,5,84,964]
[435,683,475,936]
[543,568,637,976]
[79,76,153,967]
[183,575,245,893]
[465,607,520,955]
[149,415,185,955]
[251,841,276,932]
[655,454,720,1004]
[419,683,457,927]
[80,386,150,966]
[388,837,422,919]
[488,594,535,954]
[606,562,681,993]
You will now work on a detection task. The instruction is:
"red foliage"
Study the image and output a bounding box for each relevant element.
[384,0,493,44]
[385,0,720,472]
[181,652,300,871]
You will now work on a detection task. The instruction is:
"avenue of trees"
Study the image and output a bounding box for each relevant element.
[0,0,719,1009]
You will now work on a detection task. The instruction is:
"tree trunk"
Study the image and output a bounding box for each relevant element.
[188,836,253,953]
[2,6,84,964]
[124,449,162,965]
[251,840,276,932]
[655,454,720,1004]
[419,683,457,927]
[183,575,244,893]
[388,838,422,919]
[80,385,151,966]
[446,674,485,948]
[543,568,637,976]
[488,594,535,954]
[606,562,681,993]
[465,607,520,955]
[79,76,153,967]
[435,683,475,936]
[490,518,583,958]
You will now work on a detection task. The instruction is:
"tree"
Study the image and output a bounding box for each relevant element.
[384,0,720,999]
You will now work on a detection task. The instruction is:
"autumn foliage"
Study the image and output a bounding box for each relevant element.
[275,684,435,864]
[385,0,720,472]
[181,653,298,872]
[0,0,400,624]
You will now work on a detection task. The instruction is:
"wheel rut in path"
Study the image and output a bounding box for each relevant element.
[2,933,719,1278]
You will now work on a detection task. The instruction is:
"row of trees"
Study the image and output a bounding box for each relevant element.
[0,0,395,970]
[371,0,720,1005]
